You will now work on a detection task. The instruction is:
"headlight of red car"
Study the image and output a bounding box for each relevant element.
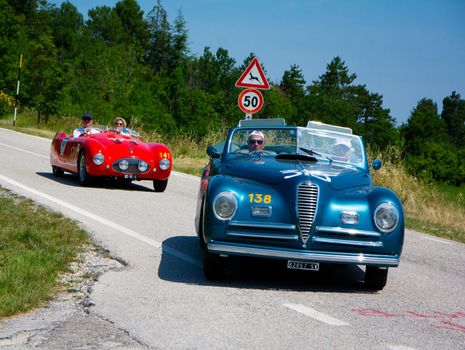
[138,160,148,172]
[159,158,170,170]
[93,153,104,165]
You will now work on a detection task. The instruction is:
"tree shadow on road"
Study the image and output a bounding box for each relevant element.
[159,235,375,294]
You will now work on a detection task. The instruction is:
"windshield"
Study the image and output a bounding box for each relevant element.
[227,127,365,166]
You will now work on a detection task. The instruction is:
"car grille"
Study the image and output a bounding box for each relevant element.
[297,182,319,244]
[112,158,147,174]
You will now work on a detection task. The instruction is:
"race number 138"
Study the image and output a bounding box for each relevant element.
[238,89,264,114]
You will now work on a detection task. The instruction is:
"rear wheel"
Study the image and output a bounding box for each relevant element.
[153,179,168,192]
[365,266,388,290]
[52,166,64,177]
[78,152,92,186]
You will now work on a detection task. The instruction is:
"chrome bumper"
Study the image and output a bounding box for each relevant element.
[207,242,400,266]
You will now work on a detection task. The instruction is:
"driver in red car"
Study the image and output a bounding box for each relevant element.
[72,112,99,137]
[247,130,266,152]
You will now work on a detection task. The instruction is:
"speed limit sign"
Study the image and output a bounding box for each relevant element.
[238,89,264,114]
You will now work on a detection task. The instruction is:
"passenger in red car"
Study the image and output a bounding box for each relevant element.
[72,112,99,137]
[113,116,128,134]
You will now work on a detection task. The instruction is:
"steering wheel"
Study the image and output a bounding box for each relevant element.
[249,150,276,156]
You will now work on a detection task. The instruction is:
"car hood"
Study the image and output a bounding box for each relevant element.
[87,133,152,154]
[222,156,370,190]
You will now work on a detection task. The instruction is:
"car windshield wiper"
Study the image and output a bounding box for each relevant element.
[299,147,333,163]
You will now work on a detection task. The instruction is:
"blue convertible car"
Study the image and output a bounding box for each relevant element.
[195,118,404,290]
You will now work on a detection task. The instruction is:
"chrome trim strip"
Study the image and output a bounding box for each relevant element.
[316,226,381,238]
[229,221,296,231]
[226,231,299,241]
[207,242,399,266]
[312,237,383,247]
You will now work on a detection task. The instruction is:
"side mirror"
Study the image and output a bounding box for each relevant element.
[371,159,382,171]
[207,146,221,159]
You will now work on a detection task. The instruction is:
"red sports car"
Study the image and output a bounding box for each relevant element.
[50,126,172,192]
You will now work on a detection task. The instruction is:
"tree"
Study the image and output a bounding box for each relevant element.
[402,98,446,156]
[442,91,465,149]
[280,64,305,119]
[171,9,188,67]
[115,0,149,60]
[302,56,398,146]
[146,0,172,73]
[23,29,64,123]
[400,98,464,184]
[87,6,125,45]
[50,2,84,59]
[280,64,305,103]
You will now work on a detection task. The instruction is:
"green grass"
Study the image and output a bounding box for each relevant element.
[0,189,88,318]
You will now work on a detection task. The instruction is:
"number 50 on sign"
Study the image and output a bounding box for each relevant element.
[238,89,264,114]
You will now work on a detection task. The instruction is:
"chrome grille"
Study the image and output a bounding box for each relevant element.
[112,158,147,174]
[297,182,319,244]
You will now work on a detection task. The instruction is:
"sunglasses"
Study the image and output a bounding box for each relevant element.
[248,139,264,145]
[115,122,123,126]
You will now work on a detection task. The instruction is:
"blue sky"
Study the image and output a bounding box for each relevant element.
[50,0,465,125]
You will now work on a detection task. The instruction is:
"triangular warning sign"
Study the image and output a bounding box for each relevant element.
[235,57,270,90]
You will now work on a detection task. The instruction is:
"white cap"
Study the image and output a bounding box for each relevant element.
[248,130,265,139]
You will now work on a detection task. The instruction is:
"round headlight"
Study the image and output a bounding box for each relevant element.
[93,153,104,165]
[213,191,238,221]
[119,159,129,171]
[159,158,170,170]
[374,203,399,233]
[138,160,148,172]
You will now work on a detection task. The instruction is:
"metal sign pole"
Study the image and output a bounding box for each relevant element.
[13,54,22,126]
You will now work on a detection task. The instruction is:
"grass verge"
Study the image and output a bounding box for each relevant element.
[0,188,88,318]
[372,146,465,243]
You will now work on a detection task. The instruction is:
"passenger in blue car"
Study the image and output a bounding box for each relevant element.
[247,130,266,152]
[331,142,351,162]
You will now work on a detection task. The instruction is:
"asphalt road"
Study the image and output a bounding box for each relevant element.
[0,127,464,349]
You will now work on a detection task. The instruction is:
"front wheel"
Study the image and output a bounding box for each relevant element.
[78,152,93,186]
[153,179,168,192]
[365,266,388,290]
[203,249,225,281]
[52,166,64,177]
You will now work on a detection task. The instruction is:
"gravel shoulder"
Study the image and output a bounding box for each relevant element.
[0,244,150,349]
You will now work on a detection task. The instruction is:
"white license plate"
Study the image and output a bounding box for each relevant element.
[287,260,319,271]
[124,174,137,179]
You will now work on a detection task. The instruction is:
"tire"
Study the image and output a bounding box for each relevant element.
[197,198,207,249]
[153,179,168,192]
[365,266,388,290]
[203,249,225,281]
[78,151,92,186]
[52,166,64,177]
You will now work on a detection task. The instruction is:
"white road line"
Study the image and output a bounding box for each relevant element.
[284,303,350,326]
[418,235,454,245]
[0,173,202,268]
[387,345,417,350]
[0,142,48,159]
[172,170,200,180]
